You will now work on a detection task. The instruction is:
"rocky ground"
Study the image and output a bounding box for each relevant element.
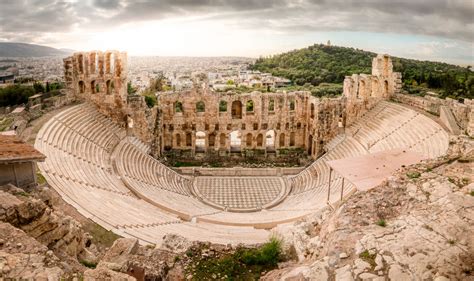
[264,136,474,280]
[0,133,472,280]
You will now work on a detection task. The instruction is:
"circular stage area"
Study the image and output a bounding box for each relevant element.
[193,177,287,211]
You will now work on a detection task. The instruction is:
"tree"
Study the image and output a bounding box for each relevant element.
[127,82,137,95]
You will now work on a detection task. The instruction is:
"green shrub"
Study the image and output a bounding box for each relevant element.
[237,237,282,267]
[80,260,97,269]
[144,95,157,108]
[359,250,377,267]
[406,171,421,179]
[375,219,386,227]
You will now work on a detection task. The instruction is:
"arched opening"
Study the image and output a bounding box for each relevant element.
[219,133,226,148]
[230,130,241,152]
[246,100,254,112]
[186,132,192,147]
[290,132,295,146]
[106,80,111,95]
[175,102,183,113]
[78,54,84,74]
[256,134,263,147]
[266,130,275,151]
[196,101,205,112]
[176,134,181,147]
[384,80,389,95]
[310,103,315,119]
[308,135,313,155]
[371,80,378,97]
[89,53,96,74]
[268,99,275,112]
[279,133,285,147]
[78,81,85,94]
[231,101,242,119]
[246,133,253,147]
[90,81,96,94]
[289,99,295,111]
[195,131,206,152]
[219,100,227,112]
[208,133,216,147]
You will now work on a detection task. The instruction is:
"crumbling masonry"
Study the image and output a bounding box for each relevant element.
[64,53,411,162]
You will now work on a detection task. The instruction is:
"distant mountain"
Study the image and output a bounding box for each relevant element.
[0,42,72,57]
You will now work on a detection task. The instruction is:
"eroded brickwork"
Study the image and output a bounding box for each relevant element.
[64,52,406,161]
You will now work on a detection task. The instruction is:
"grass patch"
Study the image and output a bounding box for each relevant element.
[173,161,200,167]
[359,250,377,268]
[36,171,47,185]
[375,219,387,227]
[80,259,97,269]
[447,239,456,245]
[0,117,14,131]
[470,191,474,197]
[14,191,30,197]
[406,171,421,179]
[83,223,120,248]
[189,237,283,280]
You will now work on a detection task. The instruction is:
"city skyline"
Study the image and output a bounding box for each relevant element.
[0,0,473,65]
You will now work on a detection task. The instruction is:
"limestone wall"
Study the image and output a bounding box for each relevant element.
[392,93,473,135]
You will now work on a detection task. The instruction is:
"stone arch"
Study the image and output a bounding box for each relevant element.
[78,54,84,74]
[78,81,85,94]
[219,133,226,148]
[231,101,242,119]
[186,132,192,147]
[308,134,313,155]
[208,133,216,147]
[246,100,254,112]
[266,130,275,150]
[230,130,241,152]
[90,80,97,94]
[106,80,112,95]
[219,100,227,112]
[196,101,205,112]
[256,134,263,147]
[268,99,275,111]
[310,103,315,118]
[279,133,285,147]
[175,133,182,147]
[195,131,206,152]
[290,132,295,146]
[175,101,183,113]
[246,133,253,147]
[289,99,295,111]
[384,80,389,95]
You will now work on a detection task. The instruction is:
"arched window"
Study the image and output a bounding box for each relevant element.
[209,133,216,147]
[176,134,181,147]
[310,103,315,119]
[78,81,85,94]
[384,80,389,95]
[196,101,205,112]
[246,100,254,112]
[230,130,241,152]
[106,80,111,95]
[90,81,96,94]
[268,99,275,111]
[289,99,295,111]
[308,135,313,155]
[246,133,252,147]
[186,132,192,146]
[290,132,295,146]
[279,133,285,147]
[256,134,263,147]
[175,102,183,113]
[358,80,365,99]
[231,101,242,119]
[219,100,227,112]
[78,54,84,74]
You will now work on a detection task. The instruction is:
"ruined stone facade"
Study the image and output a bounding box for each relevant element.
[158,54,402,160]
[64,52,404,161]
[63,51,154,143]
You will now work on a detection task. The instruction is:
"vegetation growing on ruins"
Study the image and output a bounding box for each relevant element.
[185,237,284,280]
[0,82,64,107]
[251,44,473,99]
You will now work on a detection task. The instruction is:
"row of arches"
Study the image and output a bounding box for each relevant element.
[173,98,297,118]
[355,79,389,99]
[76,52,118,76]
[172,130,297,151]
[78,80,114,95]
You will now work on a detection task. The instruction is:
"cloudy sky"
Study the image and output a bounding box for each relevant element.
[0,0,473,64]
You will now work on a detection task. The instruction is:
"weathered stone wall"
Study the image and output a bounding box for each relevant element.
[391,93,473,135]
[64,51,154,144]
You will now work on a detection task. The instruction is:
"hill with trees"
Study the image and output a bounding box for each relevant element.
[250,44,473,99]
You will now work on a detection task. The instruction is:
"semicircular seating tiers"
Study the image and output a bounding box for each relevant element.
[35,101,449,245]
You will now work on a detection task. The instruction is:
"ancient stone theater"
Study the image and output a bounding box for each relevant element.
[33,50,469,245]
